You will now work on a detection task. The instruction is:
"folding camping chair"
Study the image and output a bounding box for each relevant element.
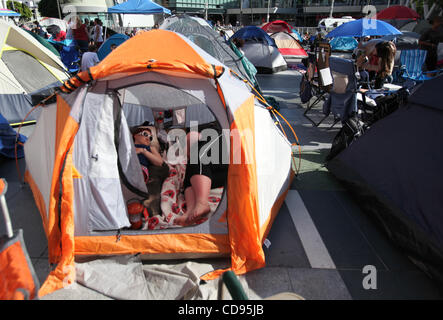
[399,49,435,83]
[0,178,40,300]
[303,41,334,126]
[321,56,359,129]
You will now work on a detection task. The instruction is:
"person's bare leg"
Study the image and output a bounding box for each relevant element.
[174,187,195,226]
[186,174,211,224]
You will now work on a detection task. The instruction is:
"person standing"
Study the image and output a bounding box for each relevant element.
[419,16,443,72]
[72,17,90,53]
[93,18,104,48]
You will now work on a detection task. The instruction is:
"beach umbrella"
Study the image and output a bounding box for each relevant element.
[326,18,402,38]
[376,6,420,30]
[0,8,20,16]
[375,5,420,20]
[381,31,420,50]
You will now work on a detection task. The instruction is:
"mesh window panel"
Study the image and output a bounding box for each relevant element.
[1,50,59,94]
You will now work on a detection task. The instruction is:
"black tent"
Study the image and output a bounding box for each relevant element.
[326,75,443,285]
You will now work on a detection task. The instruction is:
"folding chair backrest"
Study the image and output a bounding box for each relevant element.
[323,57,358,121]
[329,57,358,94]
[306,52,316,81]
[400,49,427,79]
[315,42,333,91]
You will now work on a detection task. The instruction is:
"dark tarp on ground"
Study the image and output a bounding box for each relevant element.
[326,74,443,285]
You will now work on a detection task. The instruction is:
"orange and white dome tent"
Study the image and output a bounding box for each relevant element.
[23,29,296,297]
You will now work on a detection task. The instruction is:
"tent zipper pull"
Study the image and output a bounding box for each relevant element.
[116,229,121,243]
[91,154,98,161]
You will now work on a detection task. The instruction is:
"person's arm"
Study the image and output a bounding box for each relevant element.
[419,39,437,48]
[141,147,164,167]
[362,62,380,72]
[94,25,99,42]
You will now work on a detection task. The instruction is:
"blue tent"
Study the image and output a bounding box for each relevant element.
[330,37,358,52]
[108,0,171,15]
[230,26,277,47]
[0,113,26,159]
[97,33,130,60]
[326,18,402,38]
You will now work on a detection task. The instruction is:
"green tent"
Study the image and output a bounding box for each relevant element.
[24,29,60,57]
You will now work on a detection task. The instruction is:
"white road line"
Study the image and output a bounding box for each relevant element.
[285,190,336,269]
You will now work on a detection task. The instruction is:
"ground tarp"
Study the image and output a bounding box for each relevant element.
[42,255,240,300]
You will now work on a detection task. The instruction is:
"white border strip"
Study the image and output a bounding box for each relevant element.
[285,190,336,269]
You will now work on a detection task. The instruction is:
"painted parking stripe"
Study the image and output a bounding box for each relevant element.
[285,190,336,269]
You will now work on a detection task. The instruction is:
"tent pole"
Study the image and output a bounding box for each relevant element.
[104,13,108,40]
[56,0,62,19]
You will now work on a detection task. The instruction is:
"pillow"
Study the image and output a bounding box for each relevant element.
[331,71,349,94]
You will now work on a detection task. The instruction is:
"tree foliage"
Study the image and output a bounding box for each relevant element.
[7,1,32,20]
[412,0,443,19]
[38,0,62,19]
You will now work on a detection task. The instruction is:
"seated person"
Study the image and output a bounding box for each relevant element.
[174,128,229,227]
[133,127,170,217]
[355,39,396,89]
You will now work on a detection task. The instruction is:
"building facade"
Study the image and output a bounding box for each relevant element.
[39,0,424,28]
[167,0,407,26]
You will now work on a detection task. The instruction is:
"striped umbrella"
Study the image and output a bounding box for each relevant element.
[0,8,20,16]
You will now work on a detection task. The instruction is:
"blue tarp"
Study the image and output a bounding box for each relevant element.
[59,45,80,73]
[108,0,171,15]
[48,38,75,47]
[97,33,130,60]
[330,37,358,52]
[0,113,26,159]
[230,26,277,47]
[291,28,303,42]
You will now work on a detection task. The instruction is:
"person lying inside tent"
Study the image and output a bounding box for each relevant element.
[173,128,229,227]
[133,127,170,217]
